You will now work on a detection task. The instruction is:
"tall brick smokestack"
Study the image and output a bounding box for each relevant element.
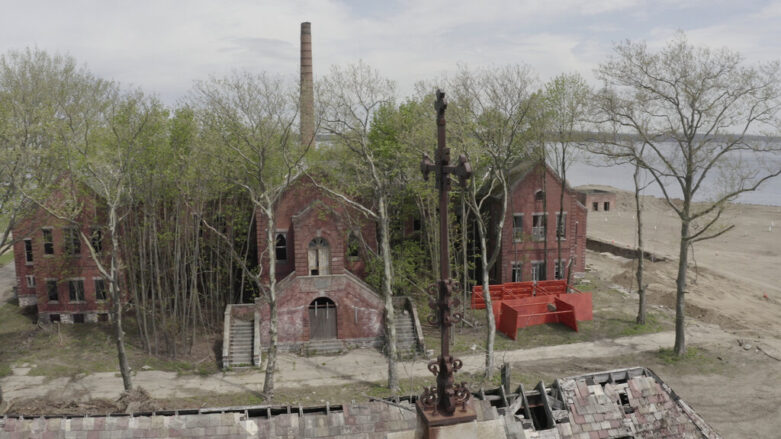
[300,22,315,148]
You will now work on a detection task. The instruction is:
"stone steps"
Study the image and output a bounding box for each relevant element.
[228,320,254,367]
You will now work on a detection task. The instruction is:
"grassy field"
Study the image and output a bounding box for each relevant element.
[421,275,671,356]
[0,249,13,267]
[0,300,221,380]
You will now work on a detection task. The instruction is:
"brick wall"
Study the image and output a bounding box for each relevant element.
[493,163,588,283]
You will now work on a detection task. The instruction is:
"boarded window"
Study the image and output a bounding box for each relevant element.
[308,237,330,276]
[24,239,33,263]
[42,229,54,255]
[68,279,85,302]
[46,279,58,302]
[275,233,287,262]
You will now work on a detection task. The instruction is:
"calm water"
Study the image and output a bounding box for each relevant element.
[567,147,781,207]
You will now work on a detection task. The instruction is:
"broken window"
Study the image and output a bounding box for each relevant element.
[42,229,54,255]
[604,201,610,211]
[64,227,80,255]
[512,262,523,282]
[46,279,58,302]
[24,238,33,263]
[512,214,523,241]
[346,232,360,261]
[554,260,564,280]
[90,227,103,254]
[275,233,287,262]
[532,261,546,281]
[592,202,599,211]
[68,279,85,302]
[535,190,544,201]
[532,214,546,241]
[94,278,107,301]
[556,213,566,239]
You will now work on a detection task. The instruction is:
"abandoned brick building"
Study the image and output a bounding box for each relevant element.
[11,187,112,323]
[577,186,617,213]
[488,161,588,284]
[222,175,424,366]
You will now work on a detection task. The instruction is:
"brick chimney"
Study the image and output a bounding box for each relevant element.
[300,22,315,148]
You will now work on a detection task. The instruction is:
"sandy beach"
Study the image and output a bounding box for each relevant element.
[582,185,781,336]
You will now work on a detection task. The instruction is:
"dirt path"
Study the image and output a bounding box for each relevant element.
[0,323,739,402]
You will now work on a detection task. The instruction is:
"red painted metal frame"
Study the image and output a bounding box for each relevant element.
[472,280,593,339]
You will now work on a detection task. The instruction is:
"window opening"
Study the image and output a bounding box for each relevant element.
[50,314,61,322]
[512,262,523,282]
[90,228,103,254]
[64,227,80,255]
[94,278,107,301]
[535,190,544,201]
[604,201,610,211]
[592,202,599,211]
[554,260,564,280]
[532,261,546,281]
[556,213,566,239]
[532,214,546,241]
[512,214,523,241]
[346,232,360,260]
[68,279,85,302]
[46,279,58,302]
[275,233,287,262]
[73,314,85,323]
[26,275,35,288]
[308,237,330,276]
[24,239,33,263]
[42,229,54,255]
[413,217,421,231]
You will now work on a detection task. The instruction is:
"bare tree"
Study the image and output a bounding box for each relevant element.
[191,71,304,398]
[595,33,781,355]
[316,62,402,392]
[544,73,590,281]
[448,65,538,379]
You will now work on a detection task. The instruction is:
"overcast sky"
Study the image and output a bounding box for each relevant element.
[1,0,779,104]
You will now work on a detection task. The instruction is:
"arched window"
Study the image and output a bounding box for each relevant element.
[534,189,544,201]
[308,237,330,276]
[275,233,287,261]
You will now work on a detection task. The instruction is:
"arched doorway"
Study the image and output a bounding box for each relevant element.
[308,237,330,275]
[308,297,337,340]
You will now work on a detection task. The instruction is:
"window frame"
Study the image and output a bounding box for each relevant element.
[512,214,524,242]
[531,260,546,281]
[68,278,85,303]
[94,277,107,302]
[42,228,54,255]
[46,279,59,303]
[63,227,81,256]
[555,212,567,240]
[511,262,523,282]
[532,213,547,241]
[274,232,287,262]
[24,238,33,264]
[26,275,35,288]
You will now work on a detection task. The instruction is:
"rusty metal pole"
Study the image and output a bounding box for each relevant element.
[418,90,476,426]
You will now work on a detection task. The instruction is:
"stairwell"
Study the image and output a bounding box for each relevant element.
[394,309,419,358]
[227,319,254,367]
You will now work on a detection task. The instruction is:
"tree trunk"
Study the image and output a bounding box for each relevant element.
[557,158,565,280]
[673,219,690,356]
[634,161,646,325]
[110,207,132,391]
[378,195,399,392]
[477,220,495,379]
[262,207,279,397]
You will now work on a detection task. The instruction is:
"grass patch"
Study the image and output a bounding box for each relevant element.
[0,249,13,267]
[0,363,11,378]
[656,346,705,364]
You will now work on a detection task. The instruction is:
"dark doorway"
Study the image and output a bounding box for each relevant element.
[308,297,337,340]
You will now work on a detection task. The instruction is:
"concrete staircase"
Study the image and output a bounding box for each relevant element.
[227,319,254,367]
[394,309,419,358]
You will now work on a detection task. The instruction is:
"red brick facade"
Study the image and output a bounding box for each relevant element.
[491,162,588,283]
[12,193,112,323]
[253,176,385,345]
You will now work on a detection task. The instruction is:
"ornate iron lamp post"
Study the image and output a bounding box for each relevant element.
[417,89,476,427]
